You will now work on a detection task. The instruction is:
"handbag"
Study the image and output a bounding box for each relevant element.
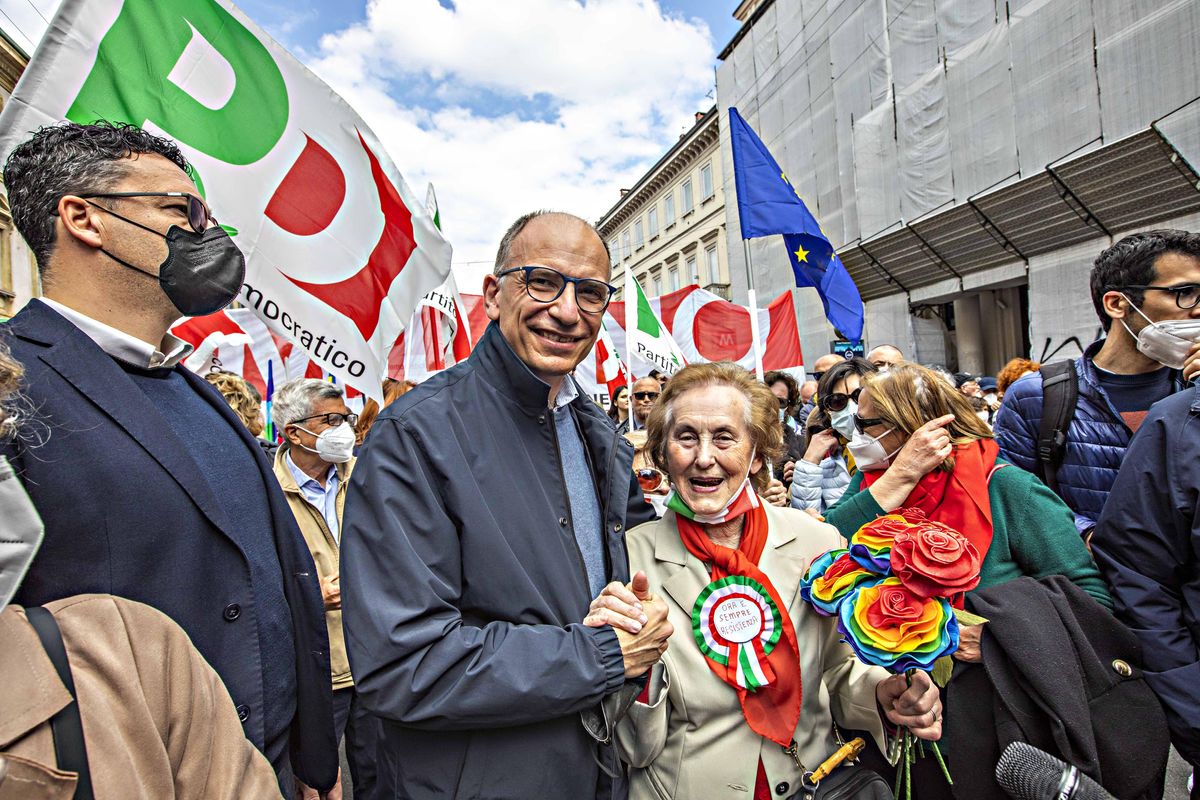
[792,764,893,800]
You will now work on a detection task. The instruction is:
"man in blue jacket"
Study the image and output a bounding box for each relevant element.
[1093,386,1200,798]
[1,122,336,793]
[994,230,1200,536]
[340,211,670,799]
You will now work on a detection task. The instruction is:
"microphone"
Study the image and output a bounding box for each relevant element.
[995,742,1116,800]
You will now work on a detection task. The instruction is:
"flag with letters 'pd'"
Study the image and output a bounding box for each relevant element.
[0,0,452,401]
[728,107,864,343]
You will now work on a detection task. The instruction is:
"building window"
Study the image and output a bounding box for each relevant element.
[634,219,644,249]
[705,245,719,284]
[609,240,619,267]
[682,179,694,214]
[686,253,698,284]
[669,267,680,291]
[621,230,630,260]
[664,193,676,226]
[637,273,649,293]
[648,207,658,238]
[700,162,714,200]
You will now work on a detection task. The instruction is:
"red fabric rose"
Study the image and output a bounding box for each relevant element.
[896,507,927,524]
[890,520,982,598]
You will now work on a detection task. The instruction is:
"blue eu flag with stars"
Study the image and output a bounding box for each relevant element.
[728,106,864,343]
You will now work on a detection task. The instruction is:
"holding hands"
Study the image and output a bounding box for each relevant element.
[584,571,674,678]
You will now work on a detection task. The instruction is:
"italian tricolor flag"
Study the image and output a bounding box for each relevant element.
[624,272,687,377]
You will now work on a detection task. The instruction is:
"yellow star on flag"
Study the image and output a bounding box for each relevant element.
[794,243,809,262]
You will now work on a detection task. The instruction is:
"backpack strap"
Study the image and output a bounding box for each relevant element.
[25,606,95,800]
[1035,360,1079,496]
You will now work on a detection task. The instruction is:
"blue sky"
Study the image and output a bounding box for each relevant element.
[0,0,741,291]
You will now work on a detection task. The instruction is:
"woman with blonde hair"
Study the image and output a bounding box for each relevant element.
[612,361,942,799]
[824,362,1111,634]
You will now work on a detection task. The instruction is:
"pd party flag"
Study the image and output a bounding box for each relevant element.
[728,107,864,343]
[624,271,686,377]
[0,0,453,401]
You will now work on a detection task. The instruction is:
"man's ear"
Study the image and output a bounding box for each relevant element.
[283,424,302,447]
[483,274,501,322]
[57,195,105,250]
[1102,290,1130,324]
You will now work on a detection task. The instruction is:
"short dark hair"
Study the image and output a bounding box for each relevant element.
[493,210,611,273]
[815,357,877,424]
[763,370,799,410]
[3,121,191,274]
[1090,229,1200,331]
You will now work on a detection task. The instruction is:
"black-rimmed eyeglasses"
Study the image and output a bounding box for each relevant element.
[1117,284,1200,310]
[290,412,359,429]
[78,192,215,234]
[497,266,616,314]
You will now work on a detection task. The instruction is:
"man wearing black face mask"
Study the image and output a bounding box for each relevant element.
[0,122,337,795]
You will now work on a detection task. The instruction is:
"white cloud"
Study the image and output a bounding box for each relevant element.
[306,0,716,293]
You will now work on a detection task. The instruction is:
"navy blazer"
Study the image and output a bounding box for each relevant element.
[2,300,337,791]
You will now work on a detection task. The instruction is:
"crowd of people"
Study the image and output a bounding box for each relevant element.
[1,120,1198,800]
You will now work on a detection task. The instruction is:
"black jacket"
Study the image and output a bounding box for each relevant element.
[944,575,1169,800]
[340,322,655,800]
[1092,384,1200,770]
[2,300,336,790]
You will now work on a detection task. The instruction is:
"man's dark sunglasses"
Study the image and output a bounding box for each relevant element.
[853,413,886,433]
[1116,283,1200,310]
[633,391,660,401]
[820,387,863,413]
[291,412,359,429]
[79,191,214,234]
[497,266,616,314]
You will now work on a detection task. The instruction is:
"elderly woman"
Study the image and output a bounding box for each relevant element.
[791,357,876,516]
[613,362,942,799]
[825,363,1111,654]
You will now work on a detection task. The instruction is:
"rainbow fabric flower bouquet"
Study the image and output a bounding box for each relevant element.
[800,509,983,796]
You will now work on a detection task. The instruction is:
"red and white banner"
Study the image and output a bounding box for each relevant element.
[605,285,804,377]
[389,278,487,381]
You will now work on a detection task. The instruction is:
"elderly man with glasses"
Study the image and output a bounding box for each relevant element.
[269,378,381,800]
[340,210,671,799]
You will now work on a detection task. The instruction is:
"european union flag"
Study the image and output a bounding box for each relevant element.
[728,107,864,343]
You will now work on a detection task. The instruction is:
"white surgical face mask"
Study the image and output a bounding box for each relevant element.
[829,400,859,439]
[298,422,355,464]
[1121,294,1200,369]
[0,456,44,607]
[846,427,900,472]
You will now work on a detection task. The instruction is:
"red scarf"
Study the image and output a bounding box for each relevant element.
[676,499,802,746]
[861,438,999,561]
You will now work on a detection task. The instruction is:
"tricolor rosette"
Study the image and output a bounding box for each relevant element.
[800,549,885,616]
[692,575,781,691]
[848,514,913,572]
[836,577,960,673]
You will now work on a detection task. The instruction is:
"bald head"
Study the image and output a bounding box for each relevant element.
[811,353,844,376]
[495,211,610,276]
[867,344,903,370]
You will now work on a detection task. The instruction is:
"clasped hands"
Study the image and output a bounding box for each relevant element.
[583,571,674,678]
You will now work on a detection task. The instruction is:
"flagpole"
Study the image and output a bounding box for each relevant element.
[623,270,638,431]
[743,240,765,382]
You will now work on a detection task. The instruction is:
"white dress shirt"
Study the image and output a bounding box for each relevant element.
[39,298,192,369]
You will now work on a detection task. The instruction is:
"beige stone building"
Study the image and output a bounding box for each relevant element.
[597,106,731,301]
[0,30,38,321]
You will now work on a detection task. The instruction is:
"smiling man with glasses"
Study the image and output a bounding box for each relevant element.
[341,210,670,799]
[995,229,1200,540]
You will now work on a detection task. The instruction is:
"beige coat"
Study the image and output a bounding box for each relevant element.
[0,595,280,800]
[615,503,889,800]
[272,448,355,690]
